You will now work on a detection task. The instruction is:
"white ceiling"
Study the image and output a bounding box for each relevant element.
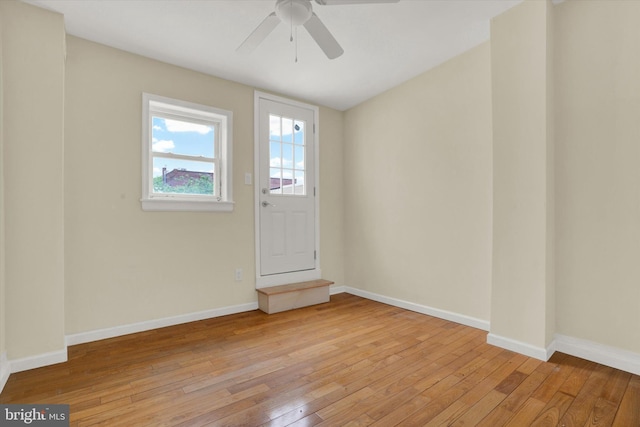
[25,0,522,111]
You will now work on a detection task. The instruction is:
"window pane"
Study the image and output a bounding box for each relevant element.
[282,117,293,142]
[282,169,295,194]
[153,158,215,195]
[152,116,215,158]
[270,168,282,194]
[294,145,305,170]
[294,170,305,195]
[270,142,281,167]
[269,115,281,141]
[282,143,293,169]
[294,120,305,145]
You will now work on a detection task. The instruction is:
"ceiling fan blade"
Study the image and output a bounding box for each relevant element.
[303,12,344,60]
[237,12,280,54]
[314,0,399,5]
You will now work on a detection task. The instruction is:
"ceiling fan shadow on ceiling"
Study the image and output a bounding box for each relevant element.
[237,0,400,60]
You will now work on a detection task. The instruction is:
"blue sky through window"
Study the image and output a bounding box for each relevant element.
[151,116,215,177]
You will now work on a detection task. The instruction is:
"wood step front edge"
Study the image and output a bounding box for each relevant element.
[256,279,334,295]
[256,279,334,314]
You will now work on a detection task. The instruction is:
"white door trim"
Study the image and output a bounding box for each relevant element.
[254,91,321,289]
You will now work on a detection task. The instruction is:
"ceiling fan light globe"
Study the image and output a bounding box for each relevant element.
[275,0,313,26]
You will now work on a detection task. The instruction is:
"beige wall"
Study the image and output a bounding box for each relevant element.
[490,0,554,352]
[344,43,493,323]
[0,1,66,359]
[64,37,345,335]
[555,0,640,354]
[319,106,345,287]
[0,3,6,360]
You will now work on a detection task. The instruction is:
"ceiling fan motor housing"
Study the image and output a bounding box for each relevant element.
[275,0,313,26]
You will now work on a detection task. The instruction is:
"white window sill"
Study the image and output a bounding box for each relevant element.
[141,198,234,212]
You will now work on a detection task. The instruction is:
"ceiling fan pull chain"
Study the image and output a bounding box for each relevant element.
[288,0,298,63]
[290,1,294,42]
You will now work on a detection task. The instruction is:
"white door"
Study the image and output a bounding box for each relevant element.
[257,96,316,278]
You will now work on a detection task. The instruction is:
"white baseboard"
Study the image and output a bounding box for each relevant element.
[486,333,555,361]
[66,301,259,346]
[555,334,640,376]
[330,285,346,295]
[344,286,490,331]
[485,333,640,374]
[9,348,68,374]
[0,351,10,394]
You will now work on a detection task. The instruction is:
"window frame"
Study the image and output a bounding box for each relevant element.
[141,93,233,212]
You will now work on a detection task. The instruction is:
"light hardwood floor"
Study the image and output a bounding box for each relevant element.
[1,293,639,426]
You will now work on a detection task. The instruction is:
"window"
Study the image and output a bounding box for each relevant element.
[141,93,233,212]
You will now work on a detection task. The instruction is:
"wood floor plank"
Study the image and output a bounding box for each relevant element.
[530,391,574,426]
[529,352,575,403]
[424,400,469,426]
[560,364,616,427]
[612,376,640,427]
[599,367,632,405]
[476,368,553,426]
[504,397,547,426]
[584,397,620,427]
[1,293,637,427]
[559,357,598,397]
[281,413,324,427]
[458,352,529,406]
[450,389,507,426]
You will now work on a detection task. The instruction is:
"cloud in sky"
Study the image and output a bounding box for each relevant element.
[152,139,175,153]
[270,157,294,168]
[165,119,212,135]
[270,157,281,168]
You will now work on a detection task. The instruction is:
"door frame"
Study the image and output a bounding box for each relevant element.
[254,91,321,288]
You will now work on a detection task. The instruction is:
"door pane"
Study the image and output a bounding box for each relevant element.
[295,170,305,195]
[282,117,293,142]
[294,145,305,170]
[270,142,281,167]
[294,120,305,145]
[270,168,282,194]
[269,115,281,141]
[282,143,293,169]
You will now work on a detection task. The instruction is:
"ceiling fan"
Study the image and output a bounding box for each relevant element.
[237,0,400,60]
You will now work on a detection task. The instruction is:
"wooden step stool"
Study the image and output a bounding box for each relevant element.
[257,279,334,314]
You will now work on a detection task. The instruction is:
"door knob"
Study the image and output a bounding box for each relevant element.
[262,201,276,208]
